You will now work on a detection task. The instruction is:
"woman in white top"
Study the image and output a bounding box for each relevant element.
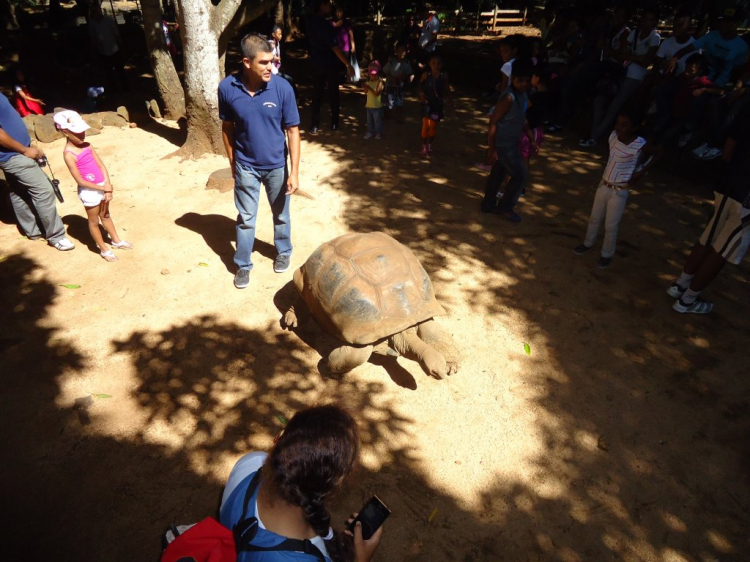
[580,9,661,146]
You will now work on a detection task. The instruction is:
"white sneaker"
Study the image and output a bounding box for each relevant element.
[52,237,75,251]
[666,283,686,299]
[699,147,723,160]
[691,143,709,158]
[363,132,372,140]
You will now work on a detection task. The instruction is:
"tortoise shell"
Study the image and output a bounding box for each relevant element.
[292,232,446,345]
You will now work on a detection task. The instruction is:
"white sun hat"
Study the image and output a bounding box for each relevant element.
[53,110,91,133]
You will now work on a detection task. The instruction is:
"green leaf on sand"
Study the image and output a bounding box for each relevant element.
[276,414,288,425]
[198,262,209,267]
[60,284,81,289]
[523,343,531,356]
[428,508,438,523]
[92,393,112,399]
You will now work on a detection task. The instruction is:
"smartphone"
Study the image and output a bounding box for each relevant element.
[347,495,390,540]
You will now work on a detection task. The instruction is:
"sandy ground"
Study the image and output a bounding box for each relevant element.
[1,63,749,561]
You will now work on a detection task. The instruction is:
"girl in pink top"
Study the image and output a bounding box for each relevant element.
[54,110,132,262]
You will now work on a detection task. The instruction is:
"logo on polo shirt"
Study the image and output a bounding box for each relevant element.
[263,102,277,108]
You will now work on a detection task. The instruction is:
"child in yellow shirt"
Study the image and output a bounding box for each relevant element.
[363,60,385,140]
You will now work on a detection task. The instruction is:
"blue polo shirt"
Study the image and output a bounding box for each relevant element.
[218,73,300,171]
[0,93,31,163]
[693,31,749,87]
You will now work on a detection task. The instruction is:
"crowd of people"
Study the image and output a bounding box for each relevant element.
[2,4,750,558]
[476,4,749,315]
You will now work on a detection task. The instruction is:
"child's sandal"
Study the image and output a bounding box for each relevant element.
[111,241,133,250]
[101,250,117,262]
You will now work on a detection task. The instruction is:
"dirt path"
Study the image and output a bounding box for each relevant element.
[1,57,749,561]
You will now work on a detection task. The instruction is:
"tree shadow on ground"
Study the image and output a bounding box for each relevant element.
[175,212,275,273]
[277,37,750,559]
[2,34,748,562]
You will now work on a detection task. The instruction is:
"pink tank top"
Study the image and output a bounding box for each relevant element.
[66,146,105,184]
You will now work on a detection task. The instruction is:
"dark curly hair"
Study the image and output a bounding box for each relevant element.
[263,405,359,562]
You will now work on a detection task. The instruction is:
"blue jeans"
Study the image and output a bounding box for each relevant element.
[366,108,383,134]
[234,162,291,271]
[481,144,527,213]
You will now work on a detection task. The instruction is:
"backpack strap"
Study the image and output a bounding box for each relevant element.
[233,472,328,562]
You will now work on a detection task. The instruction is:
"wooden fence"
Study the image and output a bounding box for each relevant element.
[479,6,527,32]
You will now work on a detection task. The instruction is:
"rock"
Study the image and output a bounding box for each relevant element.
[161,269,170,275]
[86,127,102,136]
[83,115,103,130]
[53,107,67,114]
[148,99,162,119]
[101,112,128,128]
[22,115,37,138]
[116,105,130,122]
[34,115,63,143]
[206,168,234,193]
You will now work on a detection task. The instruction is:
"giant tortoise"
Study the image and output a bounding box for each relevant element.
[282,232,461,378]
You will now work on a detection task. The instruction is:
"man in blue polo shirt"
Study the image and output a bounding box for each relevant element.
[668,8,749,87]
[0,93,74,250]
[219,33,301,289]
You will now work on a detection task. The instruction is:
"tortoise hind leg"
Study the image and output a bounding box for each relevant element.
[417,319,461,375]
[390,327,447,379]
[327,344,374,374]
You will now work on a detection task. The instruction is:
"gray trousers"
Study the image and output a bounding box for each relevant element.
[0,154,65,243]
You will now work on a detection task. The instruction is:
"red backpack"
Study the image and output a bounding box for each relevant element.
[161,517,236,562]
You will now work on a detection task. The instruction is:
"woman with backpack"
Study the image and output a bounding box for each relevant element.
[219,406,383,562]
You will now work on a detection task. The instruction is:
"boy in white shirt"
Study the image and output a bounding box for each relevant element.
[574,108,661,268]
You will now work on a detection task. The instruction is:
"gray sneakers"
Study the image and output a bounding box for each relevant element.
[274,254,291,273]
[234,268,250,289]
[673,297,713,314]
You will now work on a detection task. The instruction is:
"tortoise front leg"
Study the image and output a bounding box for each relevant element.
[328,344,374,374]
[282,296,310,329]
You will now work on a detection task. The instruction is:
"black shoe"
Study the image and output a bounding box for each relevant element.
[274,254,291,273]
[573,244,592,255]
[309,126,320,136]
[234,268,250,289]
[596,256,612,269]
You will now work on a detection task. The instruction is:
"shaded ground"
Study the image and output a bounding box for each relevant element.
[1,32,749,562]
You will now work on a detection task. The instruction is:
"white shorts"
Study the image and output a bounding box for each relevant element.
[699,192,750,265]
[78,182,105,207]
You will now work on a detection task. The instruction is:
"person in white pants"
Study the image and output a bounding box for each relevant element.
[574,108,660,268]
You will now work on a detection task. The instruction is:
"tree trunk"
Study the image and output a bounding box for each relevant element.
[176,0,277,158]
[1,0,19,30]
[176,0,226,157]
[273,0,283,25]
[142,0,185,119]
[283,0,295,39]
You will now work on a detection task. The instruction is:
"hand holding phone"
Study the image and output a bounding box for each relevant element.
[346,495,390,540]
